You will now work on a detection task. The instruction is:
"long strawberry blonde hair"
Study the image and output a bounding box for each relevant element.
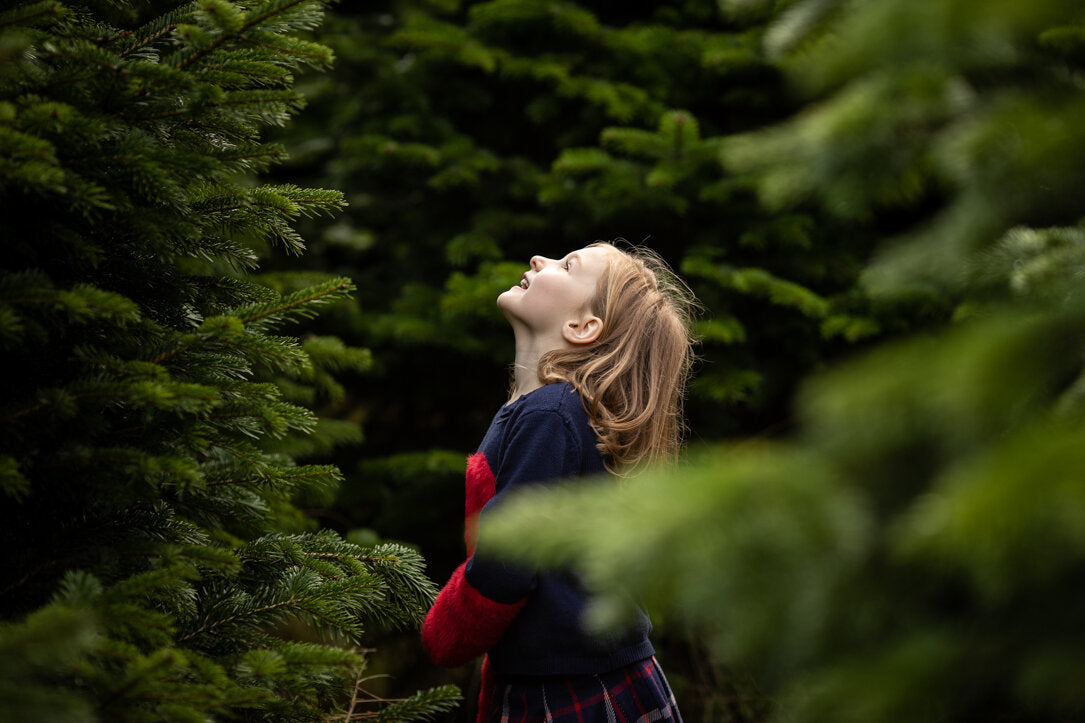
[537,242,698,472]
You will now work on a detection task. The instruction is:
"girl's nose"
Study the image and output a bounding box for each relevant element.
[530,255,546,270]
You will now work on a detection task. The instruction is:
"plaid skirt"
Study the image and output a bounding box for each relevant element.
[484,656,682,723]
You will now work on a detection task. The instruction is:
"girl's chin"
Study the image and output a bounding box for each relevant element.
[497,286,523,303]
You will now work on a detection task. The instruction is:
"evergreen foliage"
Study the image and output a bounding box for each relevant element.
[0,1,457,720]
[267,1,946,715]
[485,0,1085,721]
[270,0,913,579]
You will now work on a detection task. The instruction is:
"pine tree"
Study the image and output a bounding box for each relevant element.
[0,1,458,720]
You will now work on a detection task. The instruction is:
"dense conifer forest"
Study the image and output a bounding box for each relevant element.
[3,0,1085,720]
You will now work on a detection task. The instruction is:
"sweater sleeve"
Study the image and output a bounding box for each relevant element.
[465,408,580,602]
[421,407,580,668]
[421,562,526,668]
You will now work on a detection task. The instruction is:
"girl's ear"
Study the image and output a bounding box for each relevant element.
[562,315,602,345]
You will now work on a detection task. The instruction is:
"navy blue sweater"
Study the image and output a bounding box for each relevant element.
[463,382,654,676]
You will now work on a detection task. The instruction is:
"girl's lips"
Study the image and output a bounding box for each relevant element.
[520,273,529,289]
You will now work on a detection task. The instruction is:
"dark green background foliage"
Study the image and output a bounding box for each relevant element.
[0,1,456,720]
[478,1,1085,722]
[269,0,920,571]
[4,0,1085,720]
[265,2,953,714]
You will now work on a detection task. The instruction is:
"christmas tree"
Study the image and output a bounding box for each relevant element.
[0,1,457,719]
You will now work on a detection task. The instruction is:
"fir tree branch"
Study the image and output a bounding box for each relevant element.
[206,440,274,474]
[205,465,338,488]
[98,647,180,713]
[232,278,353,328]
[235,32,332,67]
[115,4,193,59]
[170,0,323,72]
[0,1,64,31]
[124,87,302,122]
[329,680,462,721]
[212,144,288,166]
[217,334,312,375]
[147,338,198,366]
[178,571,370,644]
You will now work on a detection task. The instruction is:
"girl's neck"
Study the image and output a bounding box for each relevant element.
[506,328,565,404]
[507,349,543,404]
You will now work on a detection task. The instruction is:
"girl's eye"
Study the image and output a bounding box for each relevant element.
[562,260,570,270]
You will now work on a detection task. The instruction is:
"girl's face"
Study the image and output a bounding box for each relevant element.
[498,245,613,342]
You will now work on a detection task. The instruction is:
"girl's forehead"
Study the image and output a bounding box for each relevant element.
[569,244,617,263]
[567,245,614,275]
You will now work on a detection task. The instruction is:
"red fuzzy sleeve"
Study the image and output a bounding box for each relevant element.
[422,562,526,668]
[464,452,495,556]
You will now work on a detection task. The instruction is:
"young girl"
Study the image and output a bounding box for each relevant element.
[422,241,695,722]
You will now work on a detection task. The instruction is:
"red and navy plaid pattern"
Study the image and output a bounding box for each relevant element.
[485,657,682,723]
